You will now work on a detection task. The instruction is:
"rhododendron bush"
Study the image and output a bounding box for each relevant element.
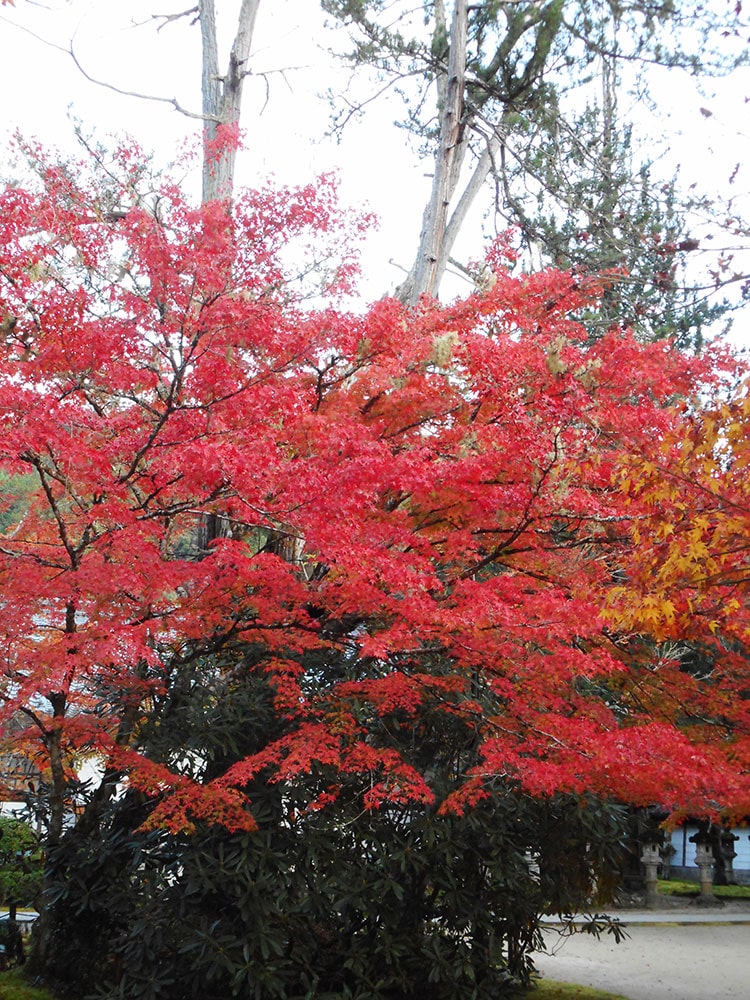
[0,143,747,841]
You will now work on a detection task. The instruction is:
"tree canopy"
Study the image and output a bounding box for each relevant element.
[0,3,749,996]
[0,138,747,995]
[0,139,747,838]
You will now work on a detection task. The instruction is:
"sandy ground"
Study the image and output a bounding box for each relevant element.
[535,922,750,1000]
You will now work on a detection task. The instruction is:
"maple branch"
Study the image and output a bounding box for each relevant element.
[0,544,66,569]
[459,433,567,580]
[382,403,464,441]
[18,704,51,739]
[589,418,750,521]
[22,455,81,568]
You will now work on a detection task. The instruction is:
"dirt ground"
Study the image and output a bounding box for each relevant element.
[535,921,750,1000]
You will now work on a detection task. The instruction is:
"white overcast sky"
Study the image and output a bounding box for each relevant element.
[1,0,749,324]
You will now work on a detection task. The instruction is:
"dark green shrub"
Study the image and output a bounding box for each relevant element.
[37,652,627,1000]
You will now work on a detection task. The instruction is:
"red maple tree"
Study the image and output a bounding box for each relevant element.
[0,141,747,853]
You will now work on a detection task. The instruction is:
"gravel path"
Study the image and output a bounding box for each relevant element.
[535,922,750,1000]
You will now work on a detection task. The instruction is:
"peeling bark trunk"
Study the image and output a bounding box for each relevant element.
[441,134,501,274]
[397,0,468,306]
[392,0,566,306]
[199,0,262,202]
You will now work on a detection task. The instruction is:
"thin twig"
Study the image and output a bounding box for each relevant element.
[141,8,200,33]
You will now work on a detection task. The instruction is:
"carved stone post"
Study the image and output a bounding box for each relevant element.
[640,841,661,909]
[719,831,739,885]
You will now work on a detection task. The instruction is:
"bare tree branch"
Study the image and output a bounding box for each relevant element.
[0,13,210,121]
[143,7,200,33]
[68,40,209,121]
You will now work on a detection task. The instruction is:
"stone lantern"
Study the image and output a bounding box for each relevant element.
[719,830,739,885]
[640,840,661,908]
[689,831,722,906]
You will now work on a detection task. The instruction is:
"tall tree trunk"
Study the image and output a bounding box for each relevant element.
[199,0,262,202]
[27,687,68,970]
[198,0,262,549]
[397,0,468,305]
[392,0,566,305]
